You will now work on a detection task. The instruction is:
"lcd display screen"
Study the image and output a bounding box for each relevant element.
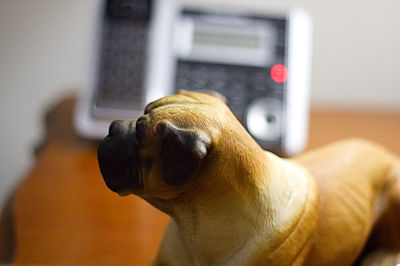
[193,30,260,49]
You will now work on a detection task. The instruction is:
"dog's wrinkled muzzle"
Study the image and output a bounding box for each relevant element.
[98,120,140,193]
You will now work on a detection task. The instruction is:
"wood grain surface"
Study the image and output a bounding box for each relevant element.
[8,97,400,264]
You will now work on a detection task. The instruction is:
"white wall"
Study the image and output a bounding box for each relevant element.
[303,0,400,109]
[0,0,400,210]
[0,0,99,209]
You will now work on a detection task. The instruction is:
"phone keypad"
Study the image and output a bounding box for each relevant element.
[94,20,148,112]
[175,61,284,123]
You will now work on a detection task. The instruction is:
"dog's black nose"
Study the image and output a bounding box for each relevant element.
[98,119,140,193]
[108,120,130,138]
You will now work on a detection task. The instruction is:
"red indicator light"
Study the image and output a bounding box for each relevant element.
[270,64,288,83]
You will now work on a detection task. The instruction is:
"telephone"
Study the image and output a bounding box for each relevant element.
[75,0,312,155]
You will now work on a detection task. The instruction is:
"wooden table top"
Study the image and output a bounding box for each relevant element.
[6,97,400,264]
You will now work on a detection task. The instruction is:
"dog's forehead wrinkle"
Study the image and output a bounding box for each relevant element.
[145,93,207,114]
[150,98,217,115]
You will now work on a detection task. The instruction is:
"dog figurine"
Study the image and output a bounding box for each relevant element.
[98,91,400,265]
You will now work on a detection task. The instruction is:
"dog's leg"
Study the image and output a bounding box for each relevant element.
[152,220,192,266]
[359,249,400,266]
[371,161,400,248]
[359,161,400,265]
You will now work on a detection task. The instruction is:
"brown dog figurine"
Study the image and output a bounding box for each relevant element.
[98,91,400,265]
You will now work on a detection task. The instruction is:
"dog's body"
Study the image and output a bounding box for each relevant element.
[98,91,400,265]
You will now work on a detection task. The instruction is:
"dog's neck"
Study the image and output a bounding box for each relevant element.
[164,125,314,264]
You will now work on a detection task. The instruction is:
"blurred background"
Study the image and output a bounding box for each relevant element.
[0,0,399,212]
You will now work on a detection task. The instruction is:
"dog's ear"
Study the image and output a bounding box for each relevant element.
[158,122,211,186]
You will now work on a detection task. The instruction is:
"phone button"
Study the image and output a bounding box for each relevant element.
[245,98,282,142]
